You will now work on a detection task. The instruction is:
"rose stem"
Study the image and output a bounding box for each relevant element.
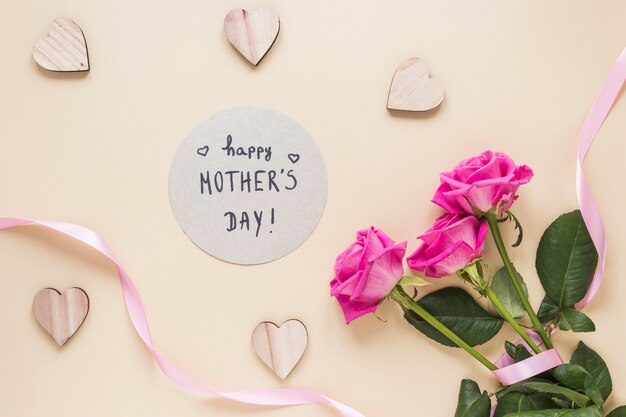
[484,213,553,349]
[483,287,542,354]
[390,286,498,371]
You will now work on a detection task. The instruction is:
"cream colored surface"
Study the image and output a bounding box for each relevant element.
[1,1,626,416]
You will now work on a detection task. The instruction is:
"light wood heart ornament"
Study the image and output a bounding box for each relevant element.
[33,287,89,346]
[251,319,308,379]
[33,17,90,72]
[224,6,280,66]
[387,57,444,112]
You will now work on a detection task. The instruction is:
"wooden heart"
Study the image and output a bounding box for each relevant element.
[33,17,90,72]
[387,57,444,111]
[251,319,308,379]
[224,6,280,66]
[33,287,89,346]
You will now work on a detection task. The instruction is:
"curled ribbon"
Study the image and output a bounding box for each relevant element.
[490,47,626,386]
[0,218,364,417]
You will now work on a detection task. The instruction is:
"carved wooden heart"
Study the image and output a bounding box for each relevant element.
[224,6,280,66]
[33,287,89,346]
[251,319,308,379]
[387,57,444,111]
[33,17,90,72]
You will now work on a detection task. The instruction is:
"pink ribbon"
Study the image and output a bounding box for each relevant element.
[493,349,564,386]
[490,47,626,386]
[0,218,364,417]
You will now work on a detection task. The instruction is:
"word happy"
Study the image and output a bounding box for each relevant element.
[222,135,272,161]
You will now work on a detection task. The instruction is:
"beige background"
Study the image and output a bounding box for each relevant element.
[1,1,626,416]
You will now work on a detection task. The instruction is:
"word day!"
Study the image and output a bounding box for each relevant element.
[225,208,275,237]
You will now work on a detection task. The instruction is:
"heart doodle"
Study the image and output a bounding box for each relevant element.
[224,6,280,66]
[288,153,300,164]
[32,17,90,72]
[251,319,308,379]
[32,287,90,346]
[197,146,209,156]
[387,57,444,112]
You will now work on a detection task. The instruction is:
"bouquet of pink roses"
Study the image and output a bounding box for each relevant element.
[331,151,624,417]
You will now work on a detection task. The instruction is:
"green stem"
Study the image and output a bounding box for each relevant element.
[484,287,542,354]
[390,286,498,371]
[485,213,553,349]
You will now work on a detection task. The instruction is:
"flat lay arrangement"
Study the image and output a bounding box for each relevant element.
[2,2,625,417]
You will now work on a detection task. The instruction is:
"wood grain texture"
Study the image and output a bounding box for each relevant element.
[387,57,444,111]
[32,17,90,72]
[33,287,89,346]
[251,319,308,379]
[224,6,280,66]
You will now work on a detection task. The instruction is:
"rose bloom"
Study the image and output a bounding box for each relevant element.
[407,214,488,278]
[330,227,407,324]
[432,150,533,215]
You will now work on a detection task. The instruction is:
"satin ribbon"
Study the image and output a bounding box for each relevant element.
[0,218,364,417]
[490,47,626,386]
[493,349,564,386]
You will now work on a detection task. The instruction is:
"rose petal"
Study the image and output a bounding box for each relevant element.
[333,291,380,324]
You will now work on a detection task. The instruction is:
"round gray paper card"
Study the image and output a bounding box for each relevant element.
[168,107,327,265]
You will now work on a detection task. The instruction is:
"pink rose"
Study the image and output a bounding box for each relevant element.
[407,214,488,278]
[330,227,407,324]
[432,150,533,215]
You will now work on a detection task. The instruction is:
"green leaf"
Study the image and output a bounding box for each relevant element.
[584,382,604,408]
[607,406,626,417]
[404,287,504,347]
[537,296,560,325]
[553,364,603,407]
[556,309,595,332]
[454,379,491,417]
[553,364,590,391]
[505,340,519,359]
[491,267,528,319]
[398,276,432,287]
[521,382,590,407]
[505,341,532,363]
[550,398,573,409]
[494,392,557,417]
[536,210,598,308]
[504,406,601,417]
[570,342,612,401]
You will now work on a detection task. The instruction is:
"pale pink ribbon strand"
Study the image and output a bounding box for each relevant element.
[493,349,564,386]
[0,218,364,417]
[491,47,626,387]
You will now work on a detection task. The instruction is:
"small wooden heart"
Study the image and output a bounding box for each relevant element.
[33,287,89,346]
[387,57,444,112]
[224,6,280,66]
[251,319,308,379]
[33,17,90,72]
